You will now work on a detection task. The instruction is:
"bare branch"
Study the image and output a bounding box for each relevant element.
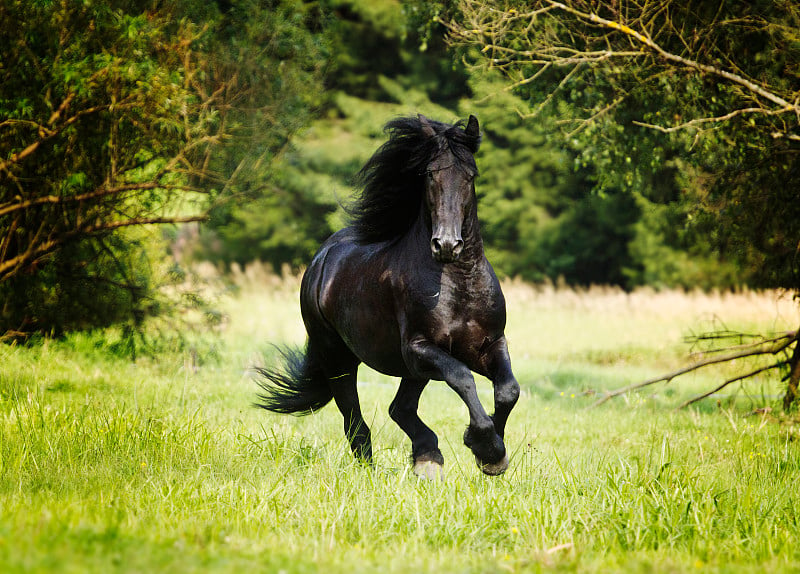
[449,0,800,136]
[544,0,794,110]
[566,95,626,136]
[633,105,795,133]
[0,100,137,171]
[590,333,796,407]
[0,183,161,218]
[678,362,789,409]
[686,331,797,357]
[771,132,800,142]
[519,63,583,119]
[1,182,207,217]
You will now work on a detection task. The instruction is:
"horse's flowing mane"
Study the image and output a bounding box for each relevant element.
[347,115,481,244]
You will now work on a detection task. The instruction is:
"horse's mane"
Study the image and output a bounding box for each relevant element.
[347,115,481,244]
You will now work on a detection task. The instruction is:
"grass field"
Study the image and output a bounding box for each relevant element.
[3,269,800,573]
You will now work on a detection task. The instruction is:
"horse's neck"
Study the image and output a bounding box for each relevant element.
[459,203,485,265]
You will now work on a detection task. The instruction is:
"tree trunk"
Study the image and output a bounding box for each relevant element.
[783,334,800,411]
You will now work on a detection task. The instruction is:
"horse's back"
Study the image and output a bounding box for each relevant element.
[300,228,361,329]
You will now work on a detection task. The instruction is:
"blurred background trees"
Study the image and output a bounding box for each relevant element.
[2,0,798,341]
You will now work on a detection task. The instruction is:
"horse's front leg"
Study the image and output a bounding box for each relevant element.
[484,336,520,440]
[404,338,506,475]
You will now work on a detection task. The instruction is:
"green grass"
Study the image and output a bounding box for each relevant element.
[3,276,800,572]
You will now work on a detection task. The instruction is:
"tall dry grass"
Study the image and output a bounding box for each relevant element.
[220,263,800,405]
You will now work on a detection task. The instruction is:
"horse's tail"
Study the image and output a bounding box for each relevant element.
[253,346,334,415]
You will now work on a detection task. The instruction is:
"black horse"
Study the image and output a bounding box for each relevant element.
[256,115,520,478]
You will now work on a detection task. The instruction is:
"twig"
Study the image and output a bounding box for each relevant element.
[519,62,582,119]
[450,1,800,138]
[566,95,626,136]
[0,182,195,218]
[633,105,794,134]
[0,214,208,281]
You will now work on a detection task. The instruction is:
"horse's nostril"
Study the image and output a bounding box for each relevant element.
[431,237,464,261]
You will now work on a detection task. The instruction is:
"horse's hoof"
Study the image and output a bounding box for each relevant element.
[413,459,445,481]
[476,454,509,476]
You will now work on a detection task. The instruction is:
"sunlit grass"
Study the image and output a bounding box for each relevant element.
[2,271,800,572]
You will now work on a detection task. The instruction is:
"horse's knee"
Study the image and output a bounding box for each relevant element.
[497,378,520,408]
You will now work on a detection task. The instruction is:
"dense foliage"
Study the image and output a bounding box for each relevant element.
[205,0,756,290]
[0,0,322,337]
[445,0,800,290]
[200,1,650,286]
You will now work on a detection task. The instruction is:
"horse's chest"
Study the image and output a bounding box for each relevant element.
[428,279,503,360]
[432,315,489,350]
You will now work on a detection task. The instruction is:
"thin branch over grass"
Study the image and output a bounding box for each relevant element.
[685,331,797,356]
[678,361,789,409]
[591,330,797,408]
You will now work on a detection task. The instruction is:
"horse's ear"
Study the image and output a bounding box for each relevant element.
[465,114,481,152]
[419,115,436,138]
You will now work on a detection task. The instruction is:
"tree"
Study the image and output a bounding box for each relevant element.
[0,0,322,338]
[446,0,800,283]
[445,0,800,407]
[199,0,469,271]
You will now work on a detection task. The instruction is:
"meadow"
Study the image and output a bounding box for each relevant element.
[3,267,800,573]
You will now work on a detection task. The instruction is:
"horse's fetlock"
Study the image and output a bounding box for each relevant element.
[463,420,495,448]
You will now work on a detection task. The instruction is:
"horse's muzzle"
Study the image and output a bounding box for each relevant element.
[431,236,464,263]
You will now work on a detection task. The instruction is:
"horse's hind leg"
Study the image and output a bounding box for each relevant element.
[389,378,444,480]
[329,368,373,464]
[303,316,371,464]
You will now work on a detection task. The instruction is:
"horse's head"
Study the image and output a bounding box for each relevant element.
[421,114,480,264]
